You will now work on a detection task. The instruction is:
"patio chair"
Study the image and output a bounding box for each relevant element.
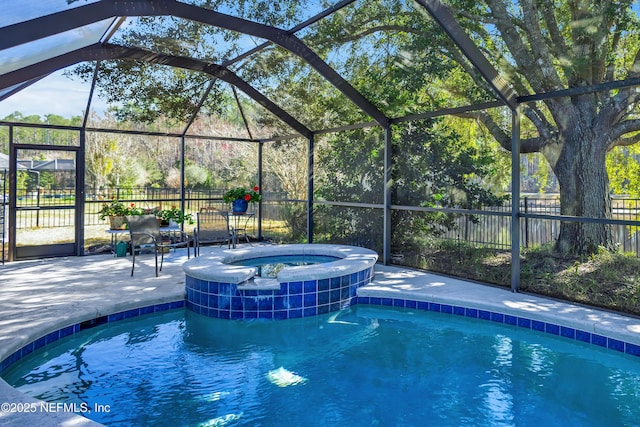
[194,209,232,255]
[125,215,191,276]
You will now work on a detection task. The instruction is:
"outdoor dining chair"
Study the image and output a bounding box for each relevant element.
[125,214,191,276]
[194,209,232,255]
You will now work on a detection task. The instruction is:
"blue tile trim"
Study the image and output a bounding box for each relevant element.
[355,296,640,359]
[504,315,517,325]
[465,308,478,318]
[592,334,607,347]
[626,343,640,357]
[546,323,560,335]
[517,318,531,329]
[532,320,545,331]
[608,338,625,352]
[561,326,575,339]
[576,329,591,343]
[489,312,502,323]
[185,267,375,321]
[0,300,184,375]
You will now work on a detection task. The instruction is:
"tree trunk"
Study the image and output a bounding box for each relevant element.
[550,128,613,254]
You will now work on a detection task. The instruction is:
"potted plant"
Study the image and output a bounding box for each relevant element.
[98,201,150,229]
[223,186,262,214]
[98,200,131,229]
[157,205,194,226]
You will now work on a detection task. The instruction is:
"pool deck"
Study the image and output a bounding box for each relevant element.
[1,243,640,426]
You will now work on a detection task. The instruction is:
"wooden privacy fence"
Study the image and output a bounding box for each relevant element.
[442,197,640,255]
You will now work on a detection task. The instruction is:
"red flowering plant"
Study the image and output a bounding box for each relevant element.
[223,186,262,203]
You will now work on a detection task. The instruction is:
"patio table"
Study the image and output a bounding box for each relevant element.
[219,211,255,249]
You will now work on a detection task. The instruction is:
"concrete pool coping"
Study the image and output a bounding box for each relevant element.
[182,243,379,285]
[1,243,640,426]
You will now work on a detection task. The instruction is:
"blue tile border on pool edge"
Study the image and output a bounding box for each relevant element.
[356,296,640,358]
[0,300,184,375]
[4,294,640,377]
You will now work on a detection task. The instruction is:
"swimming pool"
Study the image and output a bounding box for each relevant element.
[3,306,640,426]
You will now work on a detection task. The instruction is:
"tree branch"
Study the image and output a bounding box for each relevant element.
[609,119,640,149]
[614,132,640,148]
[601,85,640,128]
[520,0,565,89]
[484,0,547,90]
[323,24,423,45]
[522,103,555,140]
[456,110,547,153]
[536,0,569,57]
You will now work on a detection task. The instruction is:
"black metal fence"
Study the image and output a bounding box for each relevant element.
[11,187,287,230]
[8,186,640,256]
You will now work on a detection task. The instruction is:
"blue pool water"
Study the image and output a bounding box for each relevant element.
[230,254,340,277]
[3,306,640,426]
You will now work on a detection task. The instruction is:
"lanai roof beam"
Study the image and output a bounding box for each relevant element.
[0,42,312,138]
[0,0,389,127]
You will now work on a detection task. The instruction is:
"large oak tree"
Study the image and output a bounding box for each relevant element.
[304,0,640,255]
[463,0,640,254]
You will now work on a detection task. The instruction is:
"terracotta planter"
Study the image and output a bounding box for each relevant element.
[109,215,127,230]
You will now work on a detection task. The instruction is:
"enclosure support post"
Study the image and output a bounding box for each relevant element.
[257,141,263,240]
[180,135,186,218]
[307,134,314,243]
[7,126,14,262]
[77,128,86,256]
[510,107,521,292]
[383,125,392,265]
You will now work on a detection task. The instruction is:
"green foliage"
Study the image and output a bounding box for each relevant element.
[0,114,82,153]
[607,145,640,196]
[315,119,507,251]
[391,119,508,250]
[281,202,307,242]
[316,128,384,204]
[157,205,194,224]
[606,145,640,235]
[184,164,209,188]
[73,60,220,125]
[12,0,640,258]
[98,200,135,220]
[393,120,507,209]
[16,171,33,194]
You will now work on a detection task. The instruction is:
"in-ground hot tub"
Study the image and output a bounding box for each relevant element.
[182,244,378,320]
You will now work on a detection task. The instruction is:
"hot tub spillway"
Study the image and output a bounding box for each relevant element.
[183,244,378,320]
[240,276,281,290]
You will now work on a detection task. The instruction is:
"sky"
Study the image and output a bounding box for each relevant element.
[0,0,327,121]
[0,70,109,119]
